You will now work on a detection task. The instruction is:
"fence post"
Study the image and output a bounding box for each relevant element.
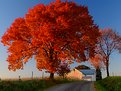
[19,76,21,81]
[42,71,44,79]
[32,71,33,79]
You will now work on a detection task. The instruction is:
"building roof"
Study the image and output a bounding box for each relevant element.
[75,65,90,70]
[80,69,95,75]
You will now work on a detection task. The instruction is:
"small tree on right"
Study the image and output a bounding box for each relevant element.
[57,62,70,79]
[97,28,121,77]
[90,54,104,80]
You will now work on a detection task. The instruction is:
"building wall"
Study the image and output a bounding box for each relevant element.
[93,72,96,81]
[66,69,96,81]
[66,69,84,80]
[82,75,96,81]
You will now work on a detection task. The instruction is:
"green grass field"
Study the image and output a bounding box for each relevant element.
[2,76,121,91]
[95,81,107,91]
[0,78,78,91]
[95,76,121,91]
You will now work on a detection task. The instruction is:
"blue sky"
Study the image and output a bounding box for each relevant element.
[0,0,121,79]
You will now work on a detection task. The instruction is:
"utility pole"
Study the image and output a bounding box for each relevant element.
[42,71,44,79]
[19,75,21,81]
[112,72,114,76]
[32,71,33,79]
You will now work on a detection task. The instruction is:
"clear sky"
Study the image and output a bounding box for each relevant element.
[0,0,121,79]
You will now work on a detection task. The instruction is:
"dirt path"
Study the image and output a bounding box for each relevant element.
[45,81,95,91]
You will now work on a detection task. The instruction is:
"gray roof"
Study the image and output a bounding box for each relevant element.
[80,69,95,75]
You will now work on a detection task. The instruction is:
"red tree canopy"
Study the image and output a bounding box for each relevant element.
[89,54,104,69]
[1,0,99,73]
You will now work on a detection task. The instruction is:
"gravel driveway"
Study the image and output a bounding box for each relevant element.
[45,81,95,91]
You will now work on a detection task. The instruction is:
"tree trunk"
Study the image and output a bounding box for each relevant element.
[106,62,109,77]
[106,58,110,77]
[63,74,65,79]
[49,73,54,79]
[96,68,102,81]
[49,48,55,80]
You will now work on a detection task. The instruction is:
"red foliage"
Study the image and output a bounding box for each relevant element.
[1,0,99,73]
[90,54,104,69]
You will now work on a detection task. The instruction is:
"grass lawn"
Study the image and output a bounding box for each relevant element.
[0,78,79,91]
[95,76,121,91]
[94,81,107,91]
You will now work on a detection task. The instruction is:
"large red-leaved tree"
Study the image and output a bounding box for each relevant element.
[1,0,99,79]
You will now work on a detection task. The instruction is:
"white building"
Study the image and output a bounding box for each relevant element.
[66,69,96,81]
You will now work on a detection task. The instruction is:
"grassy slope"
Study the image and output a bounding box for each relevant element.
[0,78,79,91]
[94,81,107,91]
[95,76,121,91]
[100,76,121,91]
